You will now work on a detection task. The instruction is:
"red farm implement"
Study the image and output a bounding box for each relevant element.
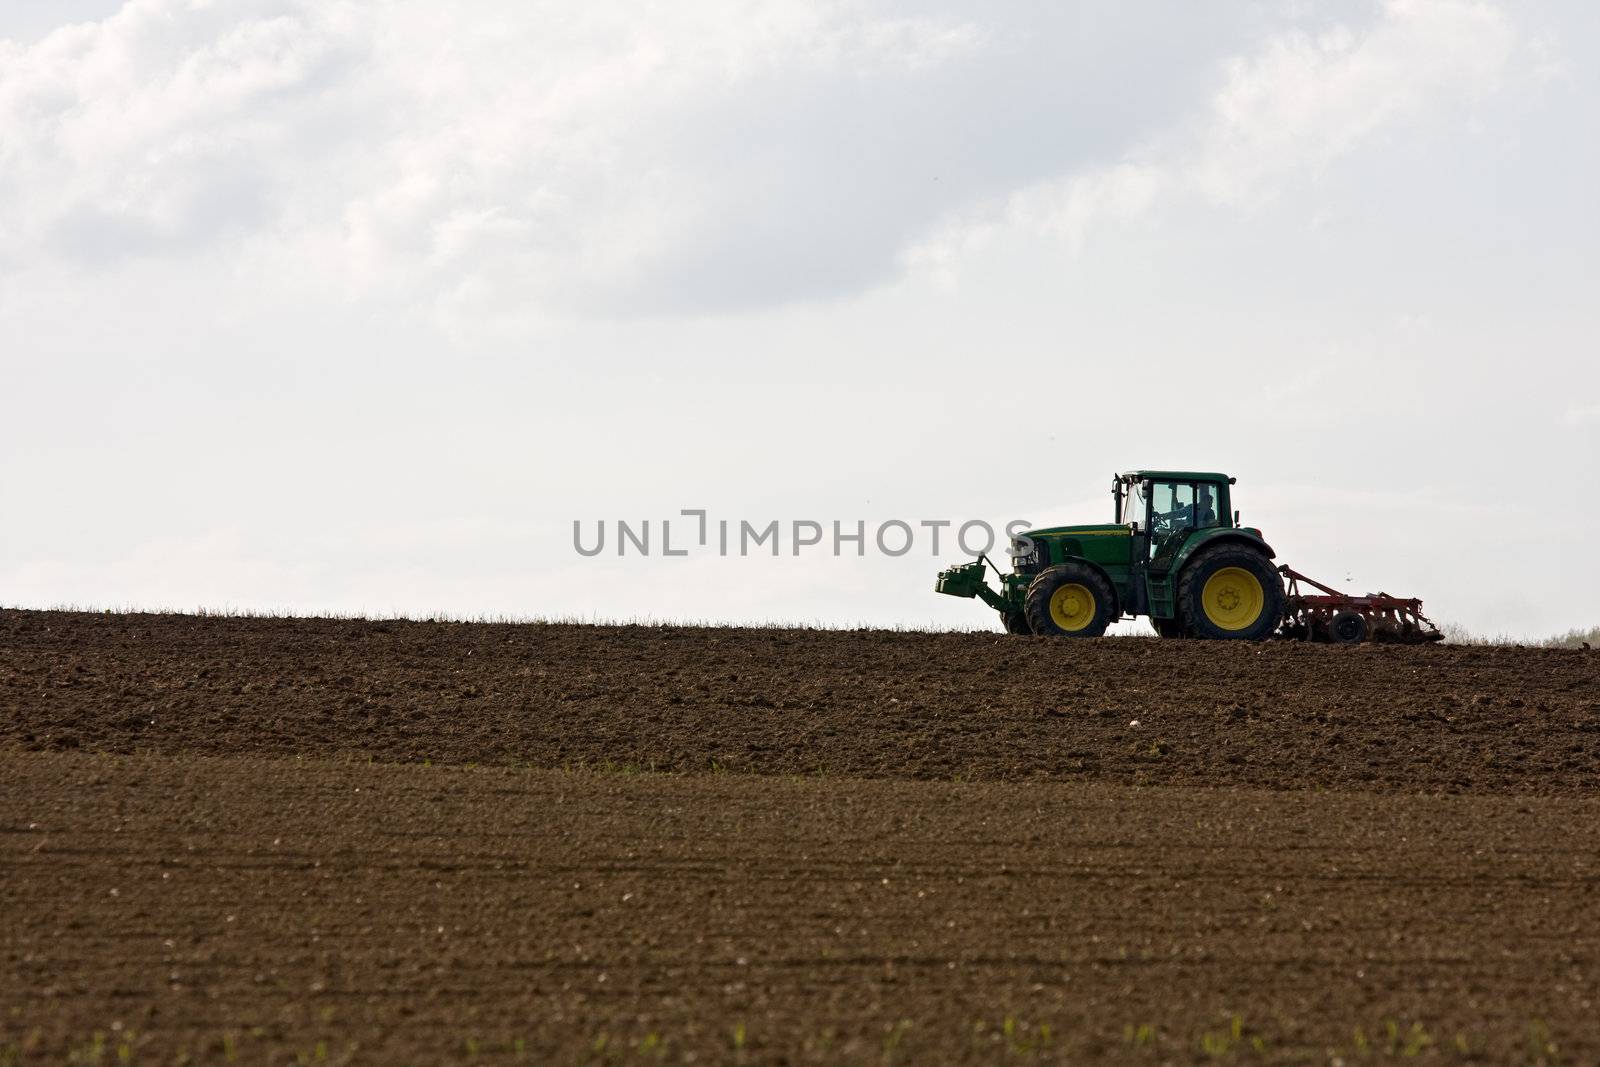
[1277,565,1443,645]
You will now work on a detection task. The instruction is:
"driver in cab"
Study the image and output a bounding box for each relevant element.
[1159,486,1218,530]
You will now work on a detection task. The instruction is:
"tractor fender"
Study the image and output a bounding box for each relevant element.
[1170,528,1276,581]
[1030,556,1122,619]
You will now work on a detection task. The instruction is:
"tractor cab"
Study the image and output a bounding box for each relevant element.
[1116,471,1233,533]
[1114,471,1236,572]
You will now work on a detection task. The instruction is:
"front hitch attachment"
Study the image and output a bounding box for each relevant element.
[935,554,1012,612]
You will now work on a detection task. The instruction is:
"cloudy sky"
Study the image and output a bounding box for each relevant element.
[2,0,1596,637]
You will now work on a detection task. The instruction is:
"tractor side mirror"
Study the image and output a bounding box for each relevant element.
[1233,509,1241,527]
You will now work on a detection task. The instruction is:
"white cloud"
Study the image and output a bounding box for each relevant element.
[908,0,1522,274]
[1194,0,1514,202]
[0,0,995,320]
[0,1,368,262]
[0,1,1291,325]
[1564,403,1600,427]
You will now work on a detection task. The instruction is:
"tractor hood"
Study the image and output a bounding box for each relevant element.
[1007,523,1132,577]
[1014,523,1128,543]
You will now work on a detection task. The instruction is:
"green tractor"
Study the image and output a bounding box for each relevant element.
[936,470,1284,639]
[937,470,1443,642]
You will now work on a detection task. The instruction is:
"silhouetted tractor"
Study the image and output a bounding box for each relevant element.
[936,470,1441,642]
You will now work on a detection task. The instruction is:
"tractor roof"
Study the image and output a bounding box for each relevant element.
[1122,470,1236,484]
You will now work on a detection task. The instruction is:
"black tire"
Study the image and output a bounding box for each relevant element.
[1024,562,1117,638]
[1177,545,1285,641]
[1000,612,1031,635]
[1152,617,1187,639]
[1328,610,1368,644]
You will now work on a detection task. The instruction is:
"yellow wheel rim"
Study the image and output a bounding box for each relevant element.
[1201,567,1265,631]
[1048,583,1096,632]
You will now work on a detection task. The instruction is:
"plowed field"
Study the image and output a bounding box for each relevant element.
[4,609,1599,1063]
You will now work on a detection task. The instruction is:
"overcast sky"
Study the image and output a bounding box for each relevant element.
[2,0,1596,638]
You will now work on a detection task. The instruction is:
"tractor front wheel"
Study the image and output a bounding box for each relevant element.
[1000,611,1031,635]
[1024,562,1116,638]
[1177,545,1285,641]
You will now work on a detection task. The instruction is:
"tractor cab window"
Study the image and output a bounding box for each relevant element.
[1148,481,1224,537]
[1150,482,1196,537]
[1119,480,1147,528]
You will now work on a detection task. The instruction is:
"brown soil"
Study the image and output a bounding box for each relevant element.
[4,609,1600,1064]
[7,753,1600,1065]
[3,610,1597,794]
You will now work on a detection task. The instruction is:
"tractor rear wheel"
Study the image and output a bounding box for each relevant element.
[1000,611,1031,635]
[1177,545,1284,641]
[1024,562,1116,638]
